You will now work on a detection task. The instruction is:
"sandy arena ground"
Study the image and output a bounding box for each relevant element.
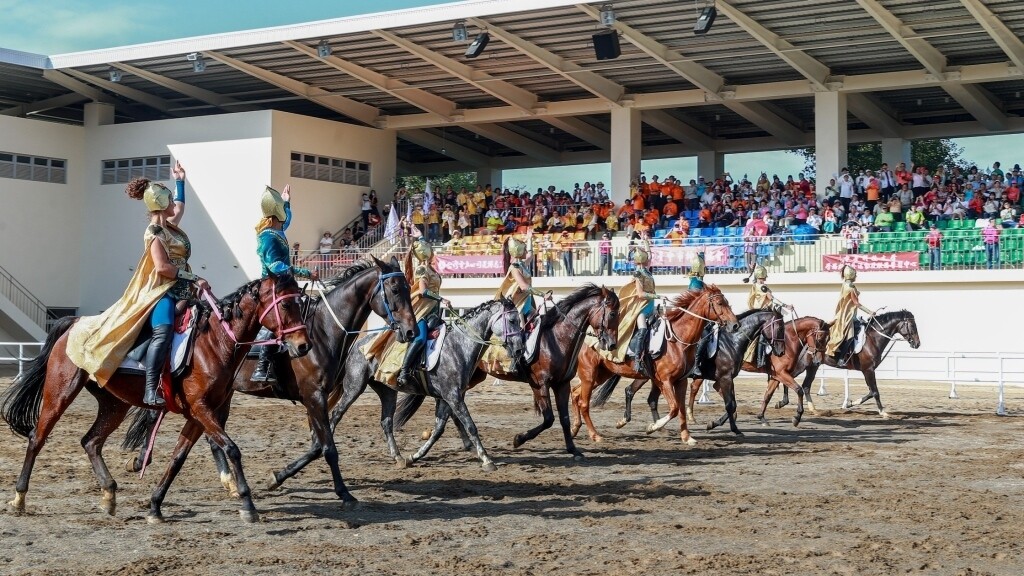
[0,375,1021,576]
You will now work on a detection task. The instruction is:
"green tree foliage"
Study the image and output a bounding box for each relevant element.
[790,139,966,178]
[397,172,477,193]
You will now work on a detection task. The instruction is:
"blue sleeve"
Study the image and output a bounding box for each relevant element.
[282,201,293,231]
[174,179,185,203]
[257,232,291,276]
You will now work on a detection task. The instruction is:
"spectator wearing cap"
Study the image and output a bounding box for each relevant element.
[982,218,1001,269]
[558,231,575,276]
[598,232,613,276]
[925,222,942,270]
[874,205,895,232]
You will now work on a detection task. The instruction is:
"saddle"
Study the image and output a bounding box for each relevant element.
[522,322,542,364]
[836,318,868,358]
[118,305,200,378]
[647,317,668,360]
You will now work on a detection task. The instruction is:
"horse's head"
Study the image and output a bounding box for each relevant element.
[889,310,921,349]
[592,287,620,352]
[371,256,418,343]
[762,311,787,356]
[699,285,739,333]
[257,274,310,357]
[488,297,525,361]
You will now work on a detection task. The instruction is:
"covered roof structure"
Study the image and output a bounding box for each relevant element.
[2,0,1023,175]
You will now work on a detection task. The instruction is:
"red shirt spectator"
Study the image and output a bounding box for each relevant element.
[926,228,942,249]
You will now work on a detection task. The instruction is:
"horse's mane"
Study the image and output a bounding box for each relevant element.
[322,259,377,288]
[735,308,776,321]
[539,284,612,330]
[876,309,913,324]
[461,296,513,319]
[666,285,722,319]
[202,274,296,325]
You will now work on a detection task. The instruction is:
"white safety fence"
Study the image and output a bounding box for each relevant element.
[0,342,44,379]
[693,350,1024,416]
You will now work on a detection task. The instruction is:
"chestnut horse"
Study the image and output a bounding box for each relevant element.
[1,274,310,523]
[572,286,739,446]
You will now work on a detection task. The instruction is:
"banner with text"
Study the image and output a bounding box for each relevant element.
[822,252,920,272]
[435,254,504,275]
[651,245,729,268]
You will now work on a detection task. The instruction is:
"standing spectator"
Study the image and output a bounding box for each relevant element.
[843,222,862,254]
[426,205,441,243]
[598,232,612,276]
[411,205,425,237]
[360,193,372,231]
[878,163,897,200]
[368,189,381,220]
[837,172,856,212]
[742,217,766,279]
[925,222,942,270]
[559,231,575,276]
[291,242,302,267]
[982,218,1001,269]
[911,164,931,200]
[887,193,903,225]
[318,231,333,276]
[458,208,471,237]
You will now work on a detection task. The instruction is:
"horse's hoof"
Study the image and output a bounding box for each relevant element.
[615,419,628,429]
[123,457,141,473]
[775,401,786,410]
[239,509,260,523]
[757,418,770,427]
[682,435,697,447]
[8,492,25,515]
[706,422,715,431]
[394,456,411,469]
[340,498,359,511]
[590,435,603,444]
[101,490,116,516]
[512,434,525,449]
[879,411,890,419]
[146,513,165,525]
[645,425,657,435]
[807,403,817,414]
[792,417,801,428]
[481,461,497,472]
[572,452,585,461]
[733,431,745,438]
[265,474,282,492]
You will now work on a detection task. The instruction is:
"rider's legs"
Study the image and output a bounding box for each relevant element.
[398,319,429,386]
[143,295,175,407]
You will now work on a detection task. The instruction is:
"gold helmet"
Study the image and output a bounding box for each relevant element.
[754,265,768,280]
[412,238,434,262]
[633,247,650,265]
[842,265,857,281]
[508,237,527,259]
[143,182,172,212]
[261,186,287,221]
[689,251,706,277]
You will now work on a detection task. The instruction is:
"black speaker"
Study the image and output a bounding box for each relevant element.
[592,30,620,61]
[465,32,489,58]
[694,6,716,35]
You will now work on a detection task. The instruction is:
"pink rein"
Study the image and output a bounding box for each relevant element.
[199,283,303,346]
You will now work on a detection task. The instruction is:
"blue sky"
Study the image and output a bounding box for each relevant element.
[2,0,1019,191]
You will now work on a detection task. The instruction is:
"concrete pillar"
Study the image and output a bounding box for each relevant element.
[83,102,115,127]
[814,91,848,182]
[696,151,724,181]
[882,137,911,168]
[610,107,641,202]
[477,168,502,190]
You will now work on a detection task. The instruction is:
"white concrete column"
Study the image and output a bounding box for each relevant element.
[696,151,724,181]
[881,137,911,168]
[83,102,115,127]
[814,91,847,183]
[610,107,641,201]
[477,168,502,190]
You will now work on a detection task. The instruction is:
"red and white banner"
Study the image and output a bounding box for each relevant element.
[822,252,920,272]
[650,245,730,267]
[435,254,504,275]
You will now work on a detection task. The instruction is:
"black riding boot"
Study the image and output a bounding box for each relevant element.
[252,344,277,382]
[398,338,426,387]
[631,327,652,378]
[143,324,172,408]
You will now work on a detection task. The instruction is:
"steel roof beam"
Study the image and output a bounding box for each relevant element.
[283,40,457,120]
[723,101,804,146]
[846,93,903,138]
[204,51,380,126]
[716,0,832,91]
[641,110,713,151]
[959,0,1024,71]
[576,3,724,95]
[542,116,610,150]
[40,69,120,106]
[0,92,87,117]
[398,129,492,167]
[941,83,1008,131]
[111,62,262,112]
[62,69,183,116]
[464,123,560,162]
[371,29,539,114]
[466,17,625,104]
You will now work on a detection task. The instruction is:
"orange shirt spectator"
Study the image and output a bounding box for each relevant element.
[670,183,684,201]
[632,194,645,211]
[699,207,712,224]
[618,204,634,219]
[644,209,659,227]
[865,178,880,202]
[663,201,679,219]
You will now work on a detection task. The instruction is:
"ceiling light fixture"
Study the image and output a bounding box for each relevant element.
[453,21,468,42]
[186,52,206,73]
[600,4,616,26]
[317,39,332,58]
[108,68,122,83]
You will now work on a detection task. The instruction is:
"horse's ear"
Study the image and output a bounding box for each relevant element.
[390,255,400,269]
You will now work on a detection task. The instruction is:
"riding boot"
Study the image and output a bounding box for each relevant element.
[631,328,651,378]
[398,338,426,387]
[688,332,707,377]
[252,344,277,382]
[143,324,172,408]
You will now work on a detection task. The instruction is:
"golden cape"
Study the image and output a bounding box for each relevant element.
[586,280,645,364]
[825,282,860,356]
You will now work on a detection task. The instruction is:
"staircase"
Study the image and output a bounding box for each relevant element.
[0,264,48,339]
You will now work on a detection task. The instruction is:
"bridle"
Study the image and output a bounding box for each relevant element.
[200,280,305,346]
[374,271,408,332]
[545,292,615,344]
[761,313,786,353]
[673,290,731,328]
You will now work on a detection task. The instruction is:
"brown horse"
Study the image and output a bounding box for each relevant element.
[572,286,739,446]
[1,274,310,523]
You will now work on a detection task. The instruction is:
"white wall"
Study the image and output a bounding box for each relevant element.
[0,116,84,308]
[270,111,396,252]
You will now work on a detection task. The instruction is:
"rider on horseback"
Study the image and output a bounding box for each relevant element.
[625,247,661,378]
[66,162,210,407]
[252,185,316,382]
[744,265,794,367]
[495,237,544,329]
[688,251,706,291]
[825,265,876,367]
[398,238,450,387]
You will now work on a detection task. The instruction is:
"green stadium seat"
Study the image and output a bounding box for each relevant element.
[918,251,929,267]
[937,219,949,229]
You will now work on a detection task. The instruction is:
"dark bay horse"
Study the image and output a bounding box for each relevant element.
[571,286,740,446]
[777,310,921,418]
[276,297,524,479]
[126,258,418,508]
[588,308,788,436]
[392,284,620,461]
[1,275,310,523]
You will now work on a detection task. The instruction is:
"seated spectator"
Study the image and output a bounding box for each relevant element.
[905,205,926,230]
[486,213,504,234]
[1000,201,1018,228]
[666,219,689,245]
[446,230,465,254]
[806,207,823,233]
[874,205,895,232]
[983,194,1000,219]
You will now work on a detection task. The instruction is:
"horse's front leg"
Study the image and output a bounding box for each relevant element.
[148,419,204,524]
[189,403,259,523]
[552,381,584,459]
[861,369,887,418]
[672,378,696,446]
[410,397,450,463]
[758,378,781,425]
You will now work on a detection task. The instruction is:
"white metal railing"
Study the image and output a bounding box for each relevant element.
[0,264,47,329]
[0,342,44,379]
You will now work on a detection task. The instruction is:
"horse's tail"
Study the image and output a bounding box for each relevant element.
[590,374,623,408]
[1,317,76,438]
[394,393,425,430]
[121,407,160,451]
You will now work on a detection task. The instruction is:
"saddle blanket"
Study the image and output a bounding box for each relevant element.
[117,307,198,377]
[523,324,541,364]
[375,324,447,386]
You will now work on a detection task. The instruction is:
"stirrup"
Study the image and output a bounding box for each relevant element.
[143,389,165,408]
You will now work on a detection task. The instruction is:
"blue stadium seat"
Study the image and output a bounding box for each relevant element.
[728,227,743,236]
[653,228,668,239]
[698,227,714,237]
[713,227,726,236]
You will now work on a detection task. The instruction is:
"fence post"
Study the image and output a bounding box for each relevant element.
[697,381,715,404]
[18,343,25,378]
[996,354,1006,416]
[948,354,959,399]
[841,370,851,409]
[816,374,827,396]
